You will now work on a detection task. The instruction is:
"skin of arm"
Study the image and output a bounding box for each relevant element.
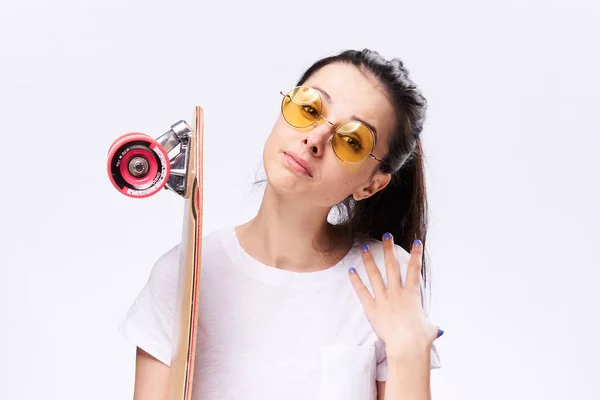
[132,347,170,400]
[377,348,433,400]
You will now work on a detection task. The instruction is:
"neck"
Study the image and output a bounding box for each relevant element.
[235,184,351,272]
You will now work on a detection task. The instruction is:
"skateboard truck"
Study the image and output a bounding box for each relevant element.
[156,120,193,198]
[107,120,194,199]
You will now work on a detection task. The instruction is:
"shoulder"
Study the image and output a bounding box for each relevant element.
[146,243,180,290]
[147,226,231,289]
[200,225,233,258]
[154,225,230,262]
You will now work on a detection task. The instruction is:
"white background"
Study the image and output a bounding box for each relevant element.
[1,0,598,399]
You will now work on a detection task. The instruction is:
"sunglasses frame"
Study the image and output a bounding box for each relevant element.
[280,86,387,165]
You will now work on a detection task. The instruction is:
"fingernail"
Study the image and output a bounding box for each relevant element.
[413,239,422,247]
[437,328,444,338]
[383,232,392,240]
[349,267,356,274]
[361,243,369,253]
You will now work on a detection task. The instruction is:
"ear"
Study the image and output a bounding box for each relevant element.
[352,172,392,201]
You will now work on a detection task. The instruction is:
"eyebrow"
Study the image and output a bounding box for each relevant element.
[312,85,379,143]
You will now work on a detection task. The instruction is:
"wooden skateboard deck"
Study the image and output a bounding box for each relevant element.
[107,106,204,400]
[169,107,203,400]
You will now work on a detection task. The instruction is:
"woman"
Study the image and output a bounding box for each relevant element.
[119,48,443,400]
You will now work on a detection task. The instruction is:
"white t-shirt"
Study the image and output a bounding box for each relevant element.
[119,225,441,400]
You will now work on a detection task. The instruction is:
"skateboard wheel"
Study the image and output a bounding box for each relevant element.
[107,132,170,198]
[107,132,140,157]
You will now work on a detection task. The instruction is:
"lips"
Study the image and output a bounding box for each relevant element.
[284,151,313,177]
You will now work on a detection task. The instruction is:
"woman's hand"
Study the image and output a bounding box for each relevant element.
[348,233,442,361]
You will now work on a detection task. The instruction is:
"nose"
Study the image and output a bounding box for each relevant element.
[302,120,334,158]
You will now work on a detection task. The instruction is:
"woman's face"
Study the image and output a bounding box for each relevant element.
[263,62,397,208]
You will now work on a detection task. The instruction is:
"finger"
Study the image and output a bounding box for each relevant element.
[348,267,375,310]
[360,243,387,298]
[382,232,402,290]
[407,239,424,290]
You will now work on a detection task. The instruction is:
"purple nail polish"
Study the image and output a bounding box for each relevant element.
[361,243,369,252]
[349,267,356,274]
[413,239,422,246]
[383,232,392,240]
[437,328,444,338]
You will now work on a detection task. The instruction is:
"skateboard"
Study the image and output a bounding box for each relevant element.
[107,107,204,400]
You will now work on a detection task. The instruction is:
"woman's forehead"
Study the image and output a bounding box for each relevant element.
[303,63,396,139]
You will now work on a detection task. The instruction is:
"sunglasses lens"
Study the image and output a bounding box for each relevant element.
[281,86,322,128]
[332,122,374,163]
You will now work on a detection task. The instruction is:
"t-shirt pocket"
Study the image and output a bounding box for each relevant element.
[319,344,377,400]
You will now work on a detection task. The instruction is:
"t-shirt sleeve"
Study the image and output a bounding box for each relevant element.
[118,244,181,366]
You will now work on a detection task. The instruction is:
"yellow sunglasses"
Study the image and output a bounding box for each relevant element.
[280,86,386,164]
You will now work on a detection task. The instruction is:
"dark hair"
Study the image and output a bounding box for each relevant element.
[296,49,431,292]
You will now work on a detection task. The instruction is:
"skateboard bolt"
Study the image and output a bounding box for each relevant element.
[129,157,149,177]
